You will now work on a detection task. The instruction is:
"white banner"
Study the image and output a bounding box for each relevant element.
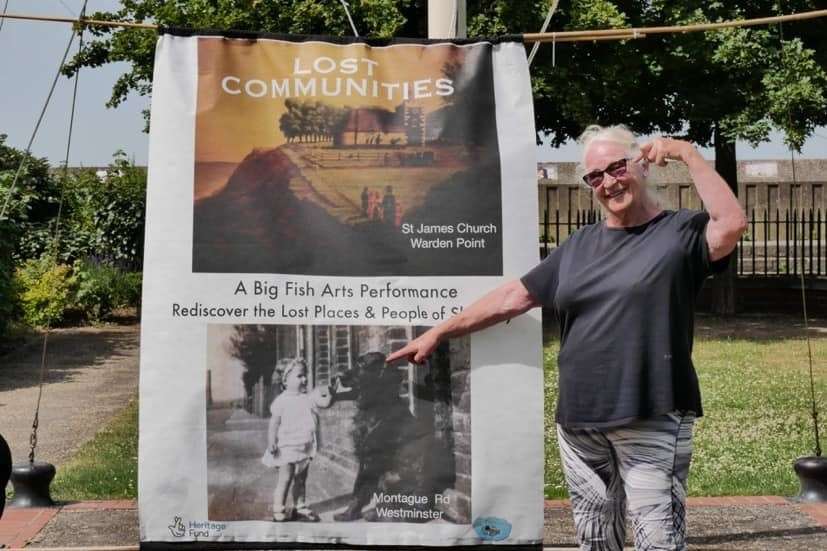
[139,30,543,547]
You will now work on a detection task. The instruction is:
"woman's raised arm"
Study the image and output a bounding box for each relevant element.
[386,279,539,364]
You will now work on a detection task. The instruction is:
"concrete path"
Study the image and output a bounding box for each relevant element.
[1,497,825,549]
[0,324,140,467]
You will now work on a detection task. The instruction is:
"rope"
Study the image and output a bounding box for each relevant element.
[523,8,827,42]
[448,0,457,38]
[0,0,9,35]
[527,0,559,67]
[0,22,78,220]
[57,0,76,16]
[790,146,821,457]
[779,20,822,458]
[337,0,359,37]
[0,8,824,42]
[27,0,88,465]
[0,12,155,29]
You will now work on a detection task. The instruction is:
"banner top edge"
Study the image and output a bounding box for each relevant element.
[158,26,523,45]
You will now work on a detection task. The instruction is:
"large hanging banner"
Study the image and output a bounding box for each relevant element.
[140,29,542,548]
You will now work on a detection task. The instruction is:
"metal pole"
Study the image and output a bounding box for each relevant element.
[428,0,465,39]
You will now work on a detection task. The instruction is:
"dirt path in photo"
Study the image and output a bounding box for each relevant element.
[0,324,139,467]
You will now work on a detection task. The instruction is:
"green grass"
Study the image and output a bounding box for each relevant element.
[544,337,827,499]
[49,398,138,501]
[15,334,826,501]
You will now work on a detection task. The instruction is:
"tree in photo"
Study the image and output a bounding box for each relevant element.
[228,325,278,405]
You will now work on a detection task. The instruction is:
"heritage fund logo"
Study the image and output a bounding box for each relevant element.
[168,516,227,538]
[168,516,185,538]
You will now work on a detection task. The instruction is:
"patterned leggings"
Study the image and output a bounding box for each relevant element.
[557,412,695,551]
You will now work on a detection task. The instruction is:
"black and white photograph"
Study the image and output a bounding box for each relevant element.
[206,323,471,524]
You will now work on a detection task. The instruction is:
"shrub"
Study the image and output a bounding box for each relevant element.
[112,271,142,309]
[0,221,16,338]
[73,260,119,322]
[72,260,143,322]
[91,153,146,268]
[13,258,76,327]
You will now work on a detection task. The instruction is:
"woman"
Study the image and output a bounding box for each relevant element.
[387,125,746,551]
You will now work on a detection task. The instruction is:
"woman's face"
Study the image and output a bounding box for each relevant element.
[284,365,307,392]
[583,140,646,217]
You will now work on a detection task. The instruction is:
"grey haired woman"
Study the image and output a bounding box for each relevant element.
[388,125,747,551]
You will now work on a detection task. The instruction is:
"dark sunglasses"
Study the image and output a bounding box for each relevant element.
[582,158,631,188]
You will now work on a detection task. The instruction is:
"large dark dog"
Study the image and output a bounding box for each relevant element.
[333,352,452,522]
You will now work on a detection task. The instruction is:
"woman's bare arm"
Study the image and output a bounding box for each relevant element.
[386,279,539,364]
[637,138,747,261]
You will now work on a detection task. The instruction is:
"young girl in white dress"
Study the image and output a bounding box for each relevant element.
[262,359,320,522]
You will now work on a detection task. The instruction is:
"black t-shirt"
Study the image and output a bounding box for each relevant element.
[521,209,728,428]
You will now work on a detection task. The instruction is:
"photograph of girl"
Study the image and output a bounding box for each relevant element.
[205,323,472,524]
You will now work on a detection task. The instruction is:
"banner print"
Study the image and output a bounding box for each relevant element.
[206,324,470,525]
[192,38,503,276]
[140,31,543,548]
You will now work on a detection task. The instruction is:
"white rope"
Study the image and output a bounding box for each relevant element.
[337,0,359,37]
[449,0,457,37]
[0,24,78,220]
[528,0,560,66]
[0,0,9,34]
[56,0,76,17]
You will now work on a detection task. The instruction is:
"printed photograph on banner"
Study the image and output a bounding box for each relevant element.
[205,323,472,524]
[192,39,503,275]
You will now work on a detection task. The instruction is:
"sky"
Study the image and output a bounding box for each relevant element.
[1,0,825,167]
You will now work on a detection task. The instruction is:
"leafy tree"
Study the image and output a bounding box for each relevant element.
[0,136,61,336]
[468,0,827,314]
[0,134,61,257]
[66,1,827,313]
[88,152,147,268]
[64,0,427,128]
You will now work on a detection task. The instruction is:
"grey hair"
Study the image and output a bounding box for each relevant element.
[577,124,640,168]
[577,124,662,209]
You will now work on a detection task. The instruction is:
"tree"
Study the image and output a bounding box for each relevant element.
[64,0,427,128]
[468,0,827,314]
[0,136,60,337]
[228,325,278,401]
[88,152,147,269]
[67,1,827,313]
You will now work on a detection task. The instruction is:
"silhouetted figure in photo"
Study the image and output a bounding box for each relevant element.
[369,190,382,221]
[361,187,369,215]
[382,186,396,226]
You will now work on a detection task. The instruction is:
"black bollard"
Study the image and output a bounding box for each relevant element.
[793,456,827,503]
[0,434,11,518]
[9,461,56,508]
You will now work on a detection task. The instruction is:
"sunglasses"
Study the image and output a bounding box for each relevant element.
[582,158,631,188]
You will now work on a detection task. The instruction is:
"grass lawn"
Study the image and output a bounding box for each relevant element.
[49,398,138,501]
[30,328,826,501]
[544,334,827,499]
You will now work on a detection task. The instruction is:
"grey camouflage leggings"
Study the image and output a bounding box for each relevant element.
[557,412,695,551]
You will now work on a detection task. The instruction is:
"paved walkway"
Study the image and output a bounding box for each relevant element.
[0,325,140,466]
[1,497,825,549]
